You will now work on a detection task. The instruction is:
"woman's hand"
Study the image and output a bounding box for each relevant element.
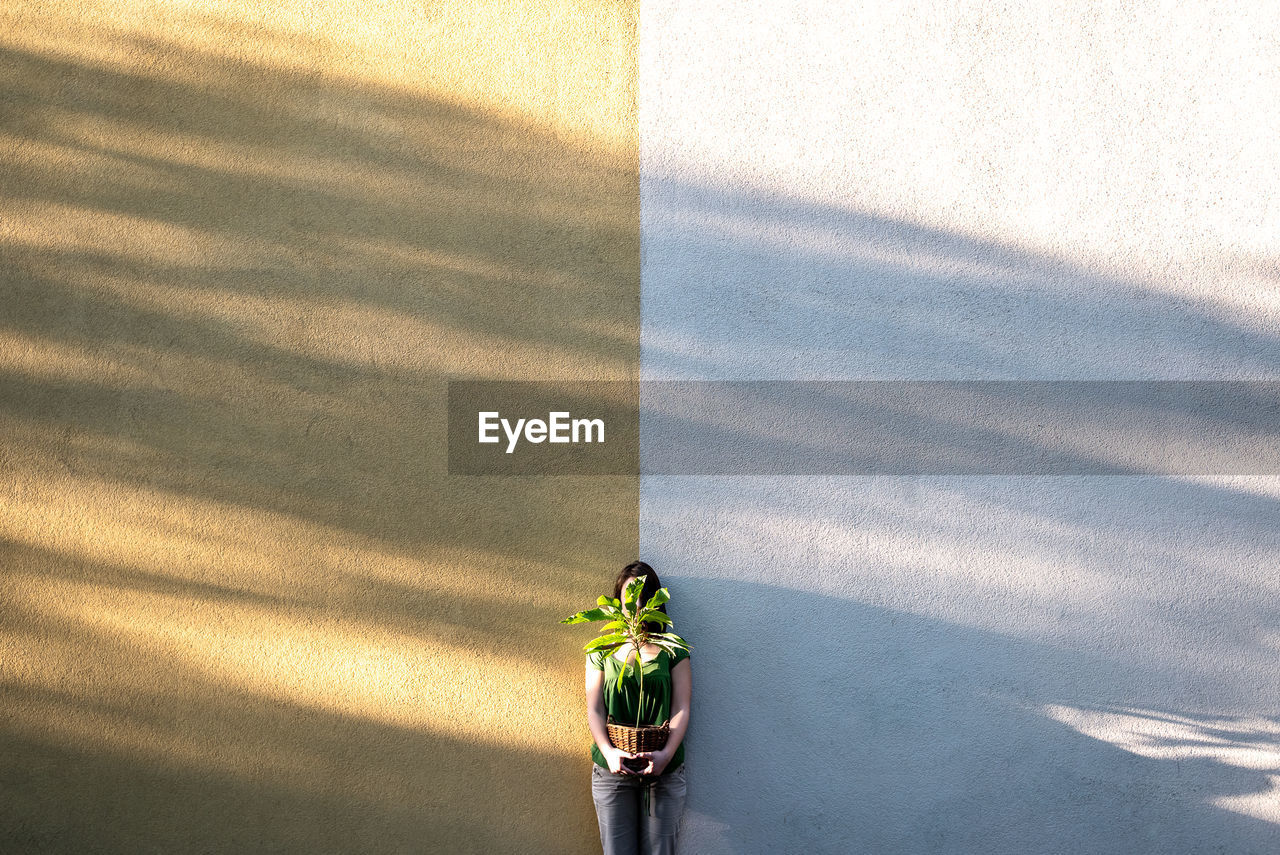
[633,746,673,777]
[604,746,640,775]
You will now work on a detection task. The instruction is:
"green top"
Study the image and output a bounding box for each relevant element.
[588,645,689,774]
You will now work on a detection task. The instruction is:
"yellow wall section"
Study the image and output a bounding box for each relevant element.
[0,3,638,853]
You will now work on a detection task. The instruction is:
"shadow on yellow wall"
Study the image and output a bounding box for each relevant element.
[0,6,638,852]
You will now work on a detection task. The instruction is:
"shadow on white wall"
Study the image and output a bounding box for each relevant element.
[640,175,1280,854]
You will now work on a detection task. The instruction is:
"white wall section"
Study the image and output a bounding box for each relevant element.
[640,3,1280,852]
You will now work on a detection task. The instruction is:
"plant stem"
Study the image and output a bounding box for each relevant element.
[637,640,645,729]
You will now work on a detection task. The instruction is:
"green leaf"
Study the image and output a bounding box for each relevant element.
[601,620,627,632]
[586,640,624,655]
[560,607,614,625]
[636,609,672,625]
[648,643,686,661]
[614,648,635,691]
[650,631,691,651]
[644,588,671,611]
[622,576,646,610]
[597,595,612,606]
[583,633,628,651]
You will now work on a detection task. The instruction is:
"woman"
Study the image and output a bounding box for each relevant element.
[586,561,692,855]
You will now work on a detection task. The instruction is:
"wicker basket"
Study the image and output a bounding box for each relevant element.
[606,716,670,754]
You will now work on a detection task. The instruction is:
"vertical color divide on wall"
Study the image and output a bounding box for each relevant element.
[2,2,639,853]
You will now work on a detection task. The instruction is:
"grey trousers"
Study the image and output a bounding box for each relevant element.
[590,763,688,855]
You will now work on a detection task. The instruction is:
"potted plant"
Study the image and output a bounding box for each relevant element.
[561,575,692,773]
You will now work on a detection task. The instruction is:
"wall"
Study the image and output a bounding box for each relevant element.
[5,2,1279,853]
[640,2,1280,853]
[0,2,638,853]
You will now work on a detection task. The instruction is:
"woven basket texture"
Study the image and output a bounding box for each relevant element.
[607,717,669,754]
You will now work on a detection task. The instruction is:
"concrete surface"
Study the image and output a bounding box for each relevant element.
[5,1,1280,853]
[640,2,1280,853]
[0,2,638,853]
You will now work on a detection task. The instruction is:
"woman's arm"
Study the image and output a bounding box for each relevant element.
[638,656,691,776]
[586,660,636,774]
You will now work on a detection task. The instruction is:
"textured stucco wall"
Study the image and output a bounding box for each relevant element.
[7,2,1280,853]
[0,3,637,853]
[641,3,1280,854]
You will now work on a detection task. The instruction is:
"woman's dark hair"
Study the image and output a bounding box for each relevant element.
[614,560,667,634]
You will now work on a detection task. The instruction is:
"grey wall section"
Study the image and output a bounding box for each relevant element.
[645,477,1280,854]
[640,4,1280,853]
